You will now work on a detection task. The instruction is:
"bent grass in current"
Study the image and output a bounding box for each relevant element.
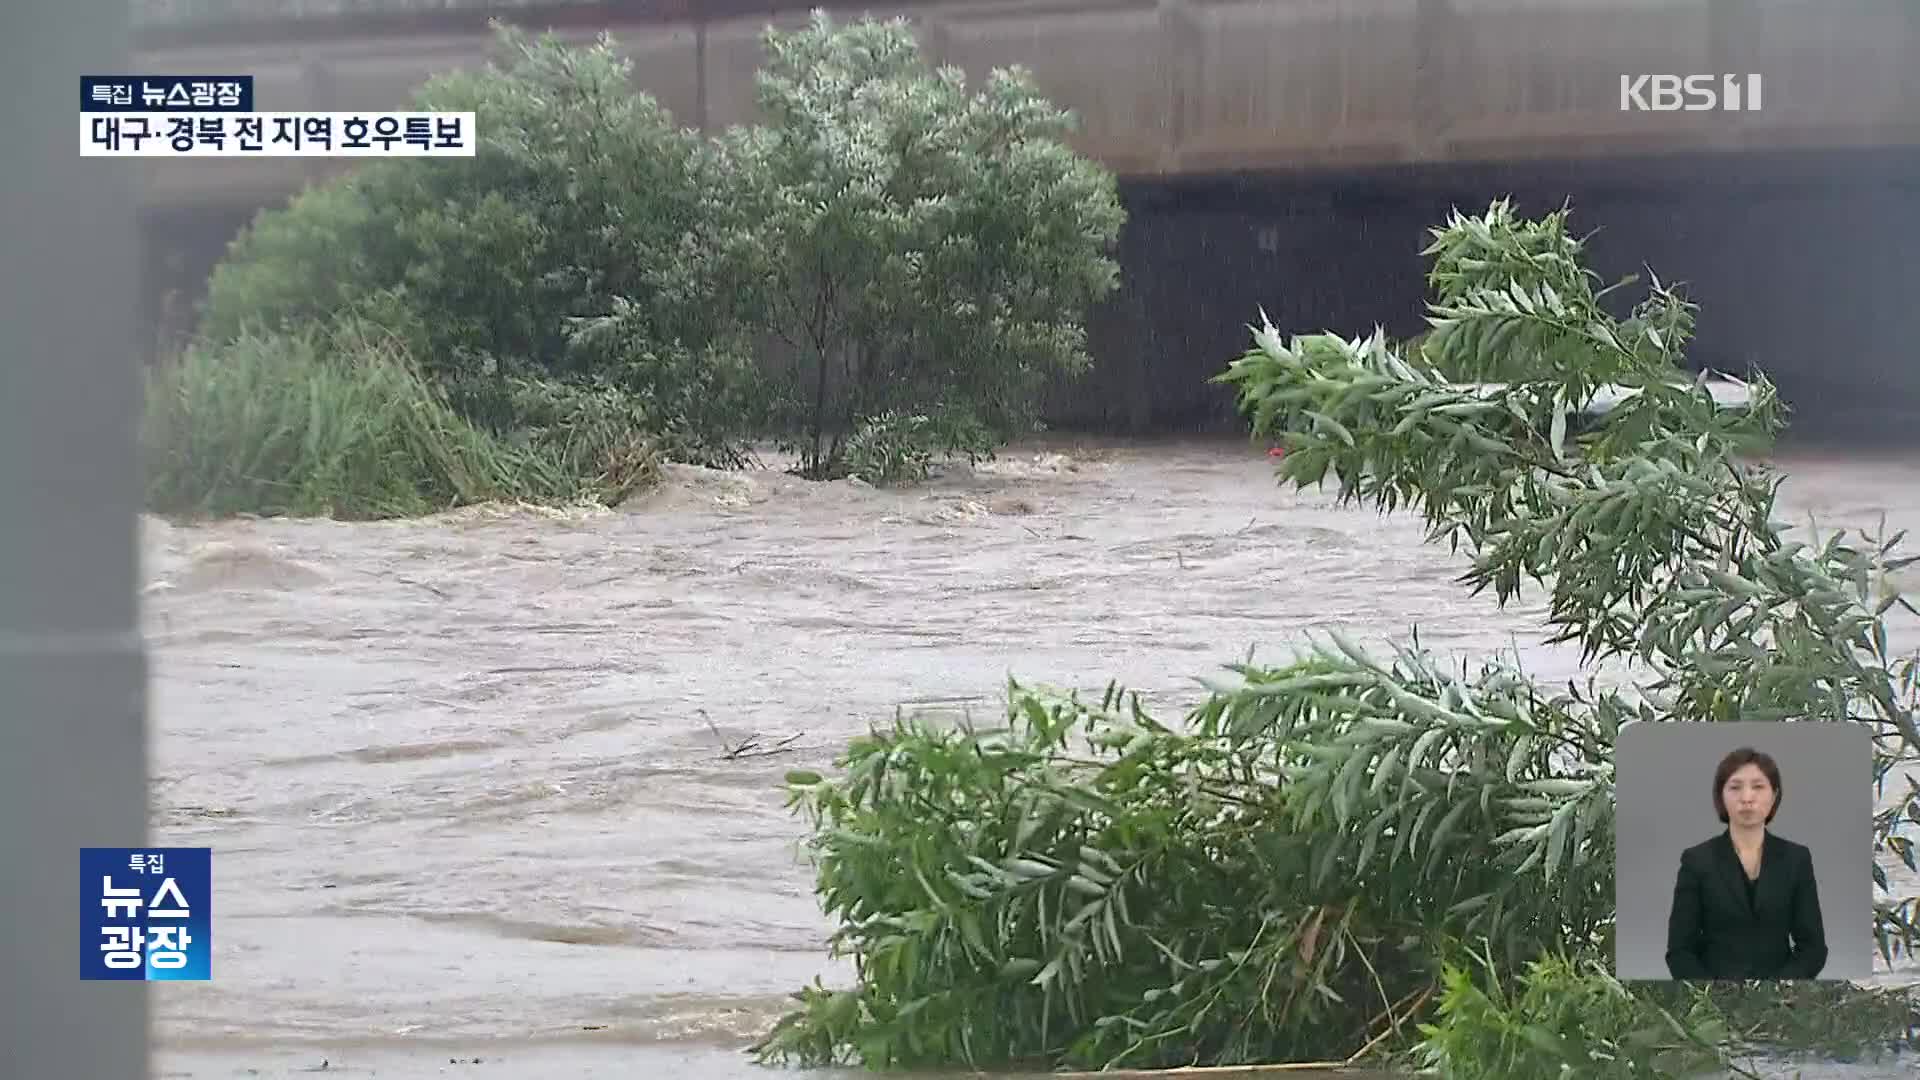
[753,200,1920,1078]
[140,319,658,520]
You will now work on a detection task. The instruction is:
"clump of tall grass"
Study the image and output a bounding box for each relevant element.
[140,320,659,520]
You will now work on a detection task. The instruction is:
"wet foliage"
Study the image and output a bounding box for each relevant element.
[709,12,1124,479]
[756,653,1614,1072]
[175,14,1121,516]
[754,200,1920,1075]
[840,411,999,487]
[140,315,657,520]
[1413,950,1732,1078]
[193,23,763,474]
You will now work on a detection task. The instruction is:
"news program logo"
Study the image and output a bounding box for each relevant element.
[82,74,253,112]
[81,847,211,981]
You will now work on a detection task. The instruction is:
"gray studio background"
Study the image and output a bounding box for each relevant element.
[1614,721,1873,981]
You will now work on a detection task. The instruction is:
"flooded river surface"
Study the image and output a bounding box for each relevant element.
[142,437,1920,1078]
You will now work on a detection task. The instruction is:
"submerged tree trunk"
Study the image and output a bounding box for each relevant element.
[808,339,830,479]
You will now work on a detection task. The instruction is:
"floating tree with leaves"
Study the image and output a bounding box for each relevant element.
[753,199,1920,1077]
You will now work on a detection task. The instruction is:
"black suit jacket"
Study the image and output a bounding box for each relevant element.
[1664,830,1827,980]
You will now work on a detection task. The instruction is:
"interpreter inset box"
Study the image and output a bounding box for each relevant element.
[1614,722,1872,981]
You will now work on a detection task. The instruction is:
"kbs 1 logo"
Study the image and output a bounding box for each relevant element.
[80,848,212,981]
[1619,74,1763,112]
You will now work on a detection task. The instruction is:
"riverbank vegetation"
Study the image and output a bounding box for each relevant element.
[145,12,1122,519]
[140,316,662,519]
[752,201,1920,1076]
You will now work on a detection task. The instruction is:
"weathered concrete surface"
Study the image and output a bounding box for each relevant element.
[128,1,1920,438]
[128,0,1920,208]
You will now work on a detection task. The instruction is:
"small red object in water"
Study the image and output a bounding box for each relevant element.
[1268,447,1287,458]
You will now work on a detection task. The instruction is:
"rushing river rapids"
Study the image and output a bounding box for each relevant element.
[144,437,1920,1079]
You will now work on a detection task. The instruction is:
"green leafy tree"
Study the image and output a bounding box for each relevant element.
[753,200,1920,1074]
[195,22,761,466]
[201,22,715,369]
[712,11,1125,479]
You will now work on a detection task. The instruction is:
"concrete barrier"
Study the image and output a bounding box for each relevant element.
[128,0,1920,210]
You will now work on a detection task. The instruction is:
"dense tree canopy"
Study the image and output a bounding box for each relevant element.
[184,15,1124,491]
[709,12,1125,478]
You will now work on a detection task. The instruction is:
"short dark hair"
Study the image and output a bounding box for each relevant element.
[1713,746,1782,824]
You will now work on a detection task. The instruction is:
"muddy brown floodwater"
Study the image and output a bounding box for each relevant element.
[142,437,1920,1079]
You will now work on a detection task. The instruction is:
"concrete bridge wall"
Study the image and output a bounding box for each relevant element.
[130,0,1920,208]
[131,1,1920,438]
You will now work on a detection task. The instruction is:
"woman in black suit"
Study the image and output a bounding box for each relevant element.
[1664,746,1828,980]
